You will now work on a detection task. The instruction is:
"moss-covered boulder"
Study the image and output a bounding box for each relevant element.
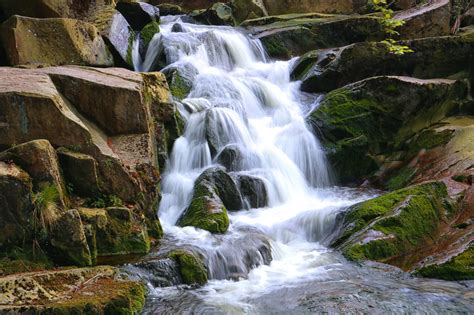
[50,209,93,267]
[0,266,146,314]
[310,76,468,185]
[178,166,244,233]
[0,16,113,67]
[332,182,454,270]
[78,207,151,259]
[293,29,474,93]
[168,249,208,286]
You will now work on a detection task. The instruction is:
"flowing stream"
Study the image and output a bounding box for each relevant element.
[128,16,474,314]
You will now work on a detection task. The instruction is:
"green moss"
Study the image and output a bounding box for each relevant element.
[336,182,449,265]
[126,30,136,66]
[0,245,53,276]
[140,21,160,47]
[417,247,474,280]
[405,129,455,158]
[169,72,192,100]
[386,167,416,191]
[46,280,146,315]
[168,250,208,286]
[79,208,151,258]
[178,183,230,234]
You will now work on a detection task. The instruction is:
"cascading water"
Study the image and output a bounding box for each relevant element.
[127,16,474,314]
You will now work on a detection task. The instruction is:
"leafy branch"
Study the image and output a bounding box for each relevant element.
[372,0,413,55]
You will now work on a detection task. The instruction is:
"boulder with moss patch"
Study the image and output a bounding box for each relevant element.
[0,266,146,314]
[177,167,242,233]
[332,182,456,269]
[78,207,151,260]
[0,16,113,67]
[310,76,467,185]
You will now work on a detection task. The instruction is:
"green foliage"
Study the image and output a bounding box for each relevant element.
[371,0,413,55]
[86,194,124,208]
[32,184,61,235]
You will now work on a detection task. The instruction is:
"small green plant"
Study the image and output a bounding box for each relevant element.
[86,194,124,208]
[32,184,61,234]
[372,0,414,55]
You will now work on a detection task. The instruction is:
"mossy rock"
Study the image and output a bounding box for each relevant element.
[168,250,208,286]
[78,207,151,259]
[310,76,467,185]
[417,246,474,280]
[178,181,230,233]
[0,15,113,66]
[332,182,452,269]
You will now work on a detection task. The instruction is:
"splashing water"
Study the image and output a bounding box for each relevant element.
[129,16,474,313]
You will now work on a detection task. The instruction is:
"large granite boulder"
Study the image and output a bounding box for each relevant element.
[292,29,474,93]
[0,16,113,67]
[246,14,383,60]
[0,0,114,20]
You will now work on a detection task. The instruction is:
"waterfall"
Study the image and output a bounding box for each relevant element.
[126,16,473,314]
[135,16,332,229]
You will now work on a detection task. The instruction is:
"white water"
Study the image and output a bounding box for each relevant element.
[131,16,474,314]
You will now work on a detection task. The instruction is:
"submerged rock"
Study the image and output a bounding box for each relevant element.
[236,174,268,209]
[168,249,208,286]
[163,62,199,100]
[0,16,113,67]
